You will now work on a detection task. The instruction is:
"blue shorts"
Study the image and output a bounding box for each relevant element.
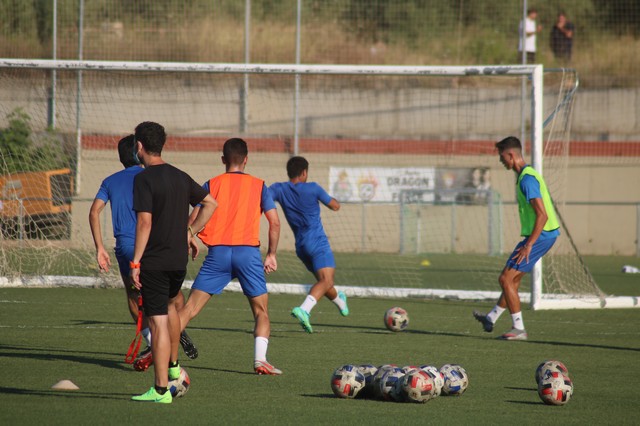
[505,236,557,273]
[296,238,335,273]
[192,246,267,298]
[115,245,134,278]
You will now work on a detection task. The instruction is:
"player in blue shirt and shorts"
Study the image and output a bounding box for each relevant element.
[269,156,348,333]
[90,136,146,332]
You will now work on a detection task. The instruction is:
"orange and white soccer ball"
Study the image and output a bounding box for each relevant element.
[538,371,573,405]
[384,307,409,332]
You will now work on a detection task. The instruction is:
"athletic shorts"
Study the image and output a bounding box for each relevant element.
[115,245,134,278]
[505,236,557,273]
[140,269,186,316]
[296,237,335,273]
[192,246,267,298]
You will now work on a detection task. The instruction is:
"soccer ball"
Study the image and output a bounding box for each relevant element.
[331,364,366,399]
[384,307,409,332]
[378,368,406,402]
[440,364,469,396]
[371,364,398,399]
[400,369,436,403]
[535,360,569,384]
[168,367,191,398]
[538,372,573,405]
[401,365,420,374]
[356,364,378,398]
[357,364,379,385]
[420,365,445,397]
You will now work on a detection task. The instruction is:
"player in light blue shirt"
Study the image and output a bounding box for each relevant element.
[89,135,144,325]
[269,156,348,333]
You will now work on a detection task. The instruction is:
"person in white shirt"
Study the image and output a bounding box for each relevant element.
[518,8,542,63]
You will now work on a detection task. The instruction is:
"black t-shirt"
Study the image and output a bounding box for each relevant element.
[550,23,574,59]
[133,163,209,270]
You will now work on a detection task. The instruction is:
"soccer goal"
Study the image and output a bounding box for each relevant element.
[0,59,632,309]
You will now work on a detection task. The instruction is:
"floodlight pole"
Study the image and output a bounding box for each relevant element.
[520,0,527,154]
[48,0,57,129]
[241,0,250,133]
[75,0,84,194]
[293,0,302,156]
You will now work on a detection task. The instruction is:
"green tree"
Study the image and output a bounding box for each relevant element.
[0,109,71,174]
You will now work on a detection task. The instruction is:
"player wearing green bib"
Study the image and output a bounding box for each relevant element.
[473,136,559,340]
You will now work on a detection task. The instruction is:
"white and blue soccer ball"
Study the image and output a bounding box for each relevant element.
[538,371,573,405]
[420,365,445,397]
[370,364,398,399]
[401,365,420,374]
[356,364,378,397]
[168,367,191,398]
[331,364,366,399]
[400,369,437,403]
[440,364,469,396]
[379,368,406,402]
[535,360,569,385]
[384,307,409,332]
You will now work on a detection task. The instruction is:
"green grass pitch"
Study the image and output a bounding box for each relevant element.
[1,257,639,425]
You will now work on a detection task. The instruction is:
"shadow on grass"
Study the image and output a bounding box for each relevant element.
[301,393,346,399]
[186,365,256,375]
[70,319,133,326]
[0,386,128,400]
[0,344,131,371]
[505,400,542,406]
[504,386,536,392]
[303,322,640,353]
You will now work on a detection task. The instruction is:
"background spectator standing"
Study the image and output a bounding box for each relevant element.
[519,8,542,63]
[550,12,575,63]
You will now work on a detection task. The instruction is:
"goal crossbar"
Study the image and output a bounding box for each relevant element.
[0,58,541,78]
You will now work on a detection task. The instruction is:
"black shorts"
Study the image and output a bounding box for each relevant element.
[140,269,186,316]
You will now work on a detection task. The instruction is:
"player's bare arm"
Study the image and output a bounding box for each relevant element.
[263,208,280,274]
[189,195,217,235]
[88,198,111,272]
[187,195,217,260]
[131,211,152,288]
[327,198,340,211]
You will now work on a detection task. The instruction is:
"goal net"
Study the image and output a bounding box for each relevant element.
[0,60,624,309]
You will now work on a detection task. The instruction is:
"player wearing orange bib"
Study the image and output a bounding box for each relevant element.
[178,138,282,375]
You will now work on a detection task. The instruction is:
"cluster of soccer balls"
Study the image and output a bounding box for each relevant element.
[168,367,191,398]
[331,363,469,403]
[536,360,573,406]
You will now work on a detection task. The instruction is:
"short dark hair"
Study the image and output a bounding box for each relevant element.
[134,121,166,155]
[286,156,309,179]
[222,138,248,166]
[495,136,522,152]
[117,134,137,168]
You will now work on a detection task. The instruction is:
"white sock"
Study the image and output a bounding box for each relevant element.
[300,295,317,313]
[486,305,506,324]
[254,336,269,362]
[141,327,151,346]
[331,293,346,311]
[511,312,525,330]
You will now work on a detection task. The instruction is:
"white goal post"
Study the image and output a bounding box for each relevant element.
[0,59,634,310]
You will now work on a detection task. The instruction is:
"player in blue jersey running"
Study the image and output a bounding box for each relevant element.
[89,135,199,370]
[473,136,560,340]
[269,156,348,333]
